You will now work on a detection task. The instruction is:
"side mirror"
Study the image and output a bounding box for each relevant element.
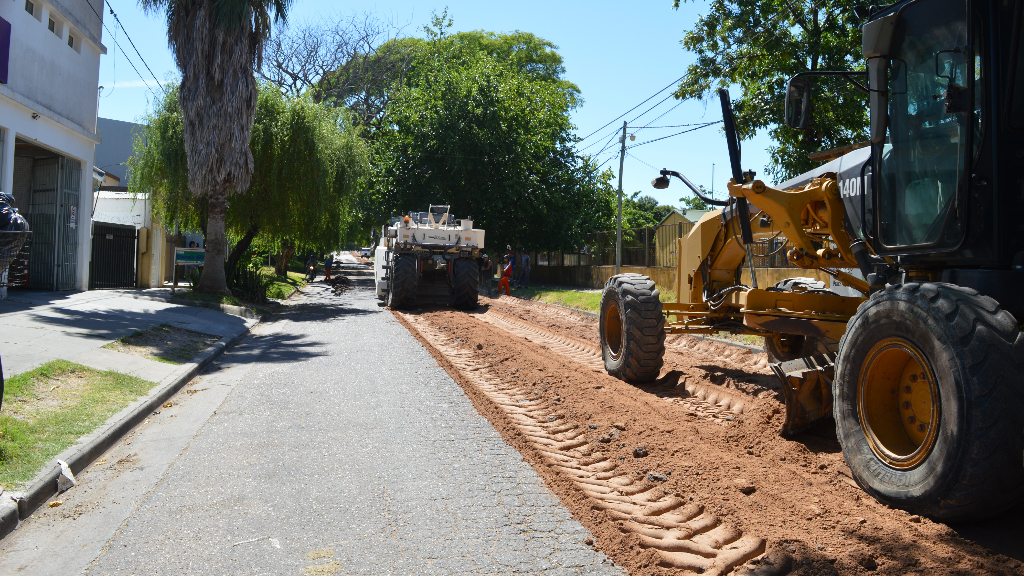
[785,77,812,130]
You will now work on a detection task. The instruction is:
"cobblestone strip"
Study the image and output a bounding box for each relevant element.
[476,310,751,420]
[402,313,768,576]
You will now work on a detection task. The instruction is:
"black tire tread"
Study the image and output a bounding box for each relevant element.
[452,258,479,310]
[600,274,666,382]
[389,254,418,310]
[836,282,1024,520]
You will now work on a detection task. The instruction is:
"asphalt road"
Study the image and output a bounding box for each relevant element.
[0,265,621,576]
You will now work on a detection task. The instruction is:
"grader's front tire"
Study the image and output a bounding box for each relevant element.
[834,283,1024,520]
[599,274,666,383]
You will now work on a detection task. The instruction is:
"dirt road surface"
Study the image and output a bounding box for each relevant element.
[393,294,1024,576]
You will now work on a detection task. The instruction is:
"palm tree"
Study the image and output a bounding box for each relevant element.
[140,0,291,294]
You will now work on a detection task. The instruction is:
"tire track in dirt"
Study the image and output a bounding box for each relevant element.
[477,309,752,419]
[400,312,769,575]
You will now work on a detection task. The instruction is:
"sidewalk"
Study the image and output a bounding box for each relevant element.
[0,289,257,380]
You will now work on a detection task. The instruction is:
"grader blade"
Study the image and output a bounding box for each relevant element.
[770,353,836,435]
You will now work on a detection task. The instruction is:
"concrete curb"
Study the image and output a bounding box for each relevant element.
[0,325,253,540]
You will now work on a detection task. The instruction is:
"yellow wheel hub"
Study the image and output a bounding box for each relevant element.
[604,303,622,359]
[858,338,939,469]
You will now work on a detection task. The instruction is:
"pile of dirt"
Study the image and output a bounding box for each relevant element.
[326,275,352,296]
[395,300,1024,576]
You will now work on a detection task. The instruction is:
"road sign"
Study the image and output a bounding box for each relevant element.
[174,248,205,265]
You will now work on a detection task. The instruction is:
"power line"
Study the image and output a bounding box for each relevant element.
[84,0,159,93]
[577,126,623,153]
[104,1,163,89]
[575,75,684,144]
[626,151,657,171]
[633,100,690,133]
[634,122,713,129]
[627,121,721,148]
[628,91,678,125]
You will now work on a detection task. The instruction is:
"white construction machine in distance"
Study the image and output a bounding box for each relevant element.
[374,205,485,310]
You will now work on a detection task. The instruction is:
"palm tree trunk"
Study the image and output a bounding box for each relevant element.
[194,191,230,294]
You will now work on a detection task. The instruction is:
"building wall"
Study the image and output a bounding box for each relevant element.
[0,0,104,292]
[94,118,138,184]
[0,0,104,132]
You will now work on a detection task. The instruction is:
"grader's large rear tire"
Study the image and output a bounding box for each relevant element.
[835,283,1024,520]
[599,274,665,383]
[452,257,479,310]
[387,254,418,310]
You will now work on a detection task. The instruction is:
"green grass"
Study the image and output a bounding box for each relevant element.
[172,291,245,307]
[508,285,603,313]
[0,361,156,488]
[509,283,679,314]
[263,268,306,300]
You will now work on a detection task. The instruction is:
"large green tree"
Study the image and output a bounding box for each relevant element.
[139,0,291,294]
[372,25,609,252]
[128,85,368,276]
[672,0,868,181]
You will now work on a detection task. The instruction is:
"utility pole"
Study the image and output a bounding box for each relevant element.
[711,163,715,201]
[616,121,627,275]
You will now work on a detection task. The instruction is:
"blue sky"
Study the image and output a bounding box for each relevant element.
[97,0,778,207]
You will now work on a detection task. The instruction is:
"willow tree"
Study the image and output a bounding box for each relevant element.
[129,85,369,280]
[139,0,291,294]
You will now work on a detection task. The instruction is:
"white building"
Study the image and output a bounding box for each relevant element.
[0,0,104,292]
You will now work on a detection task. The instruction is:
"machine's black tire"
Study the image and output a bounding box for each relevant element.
[452,257,479,310]
[834,282,1024,520]
[387,254,418,310]
[599,274,666,383]
[763,277,839,363]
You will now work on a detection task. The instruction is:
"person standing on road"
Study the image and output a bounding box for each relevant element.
[505,245,515,286]
[324,255,333,282]
[480,254,493,295]
[517,249,531,289]
[498,255,513,296]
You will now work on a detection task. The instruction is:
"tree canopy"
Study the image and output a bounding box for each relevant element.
[672,0,867,181]
[623,193,676,229]
[129,84,369,271]
[362,17,609,252]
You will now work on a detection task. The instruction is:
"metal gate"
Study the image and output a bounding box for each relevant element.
[21,156,82,290]
[89,223,137,289]
[26,158,57,289]
[56,157,80,291]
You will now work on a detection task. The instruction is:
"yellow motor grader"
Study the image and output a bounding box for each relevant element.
[599,0,1024,521]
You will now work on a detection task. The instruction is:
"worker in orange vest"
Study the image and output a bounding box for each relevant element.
[498,254,513,296]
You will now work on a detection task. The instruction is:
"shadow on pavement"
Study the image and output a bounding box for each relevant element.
[224,331,328,365]
[23,306,249,339]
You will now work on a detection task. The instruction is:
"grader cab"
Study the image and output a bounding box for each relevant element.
[599,0,1024,521]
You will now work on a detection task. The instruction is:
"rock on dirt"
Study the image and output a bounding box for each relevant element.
[633,445,648,458]
[647,471,668,482]
[57,460,77,493]
[734,478,756,495]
